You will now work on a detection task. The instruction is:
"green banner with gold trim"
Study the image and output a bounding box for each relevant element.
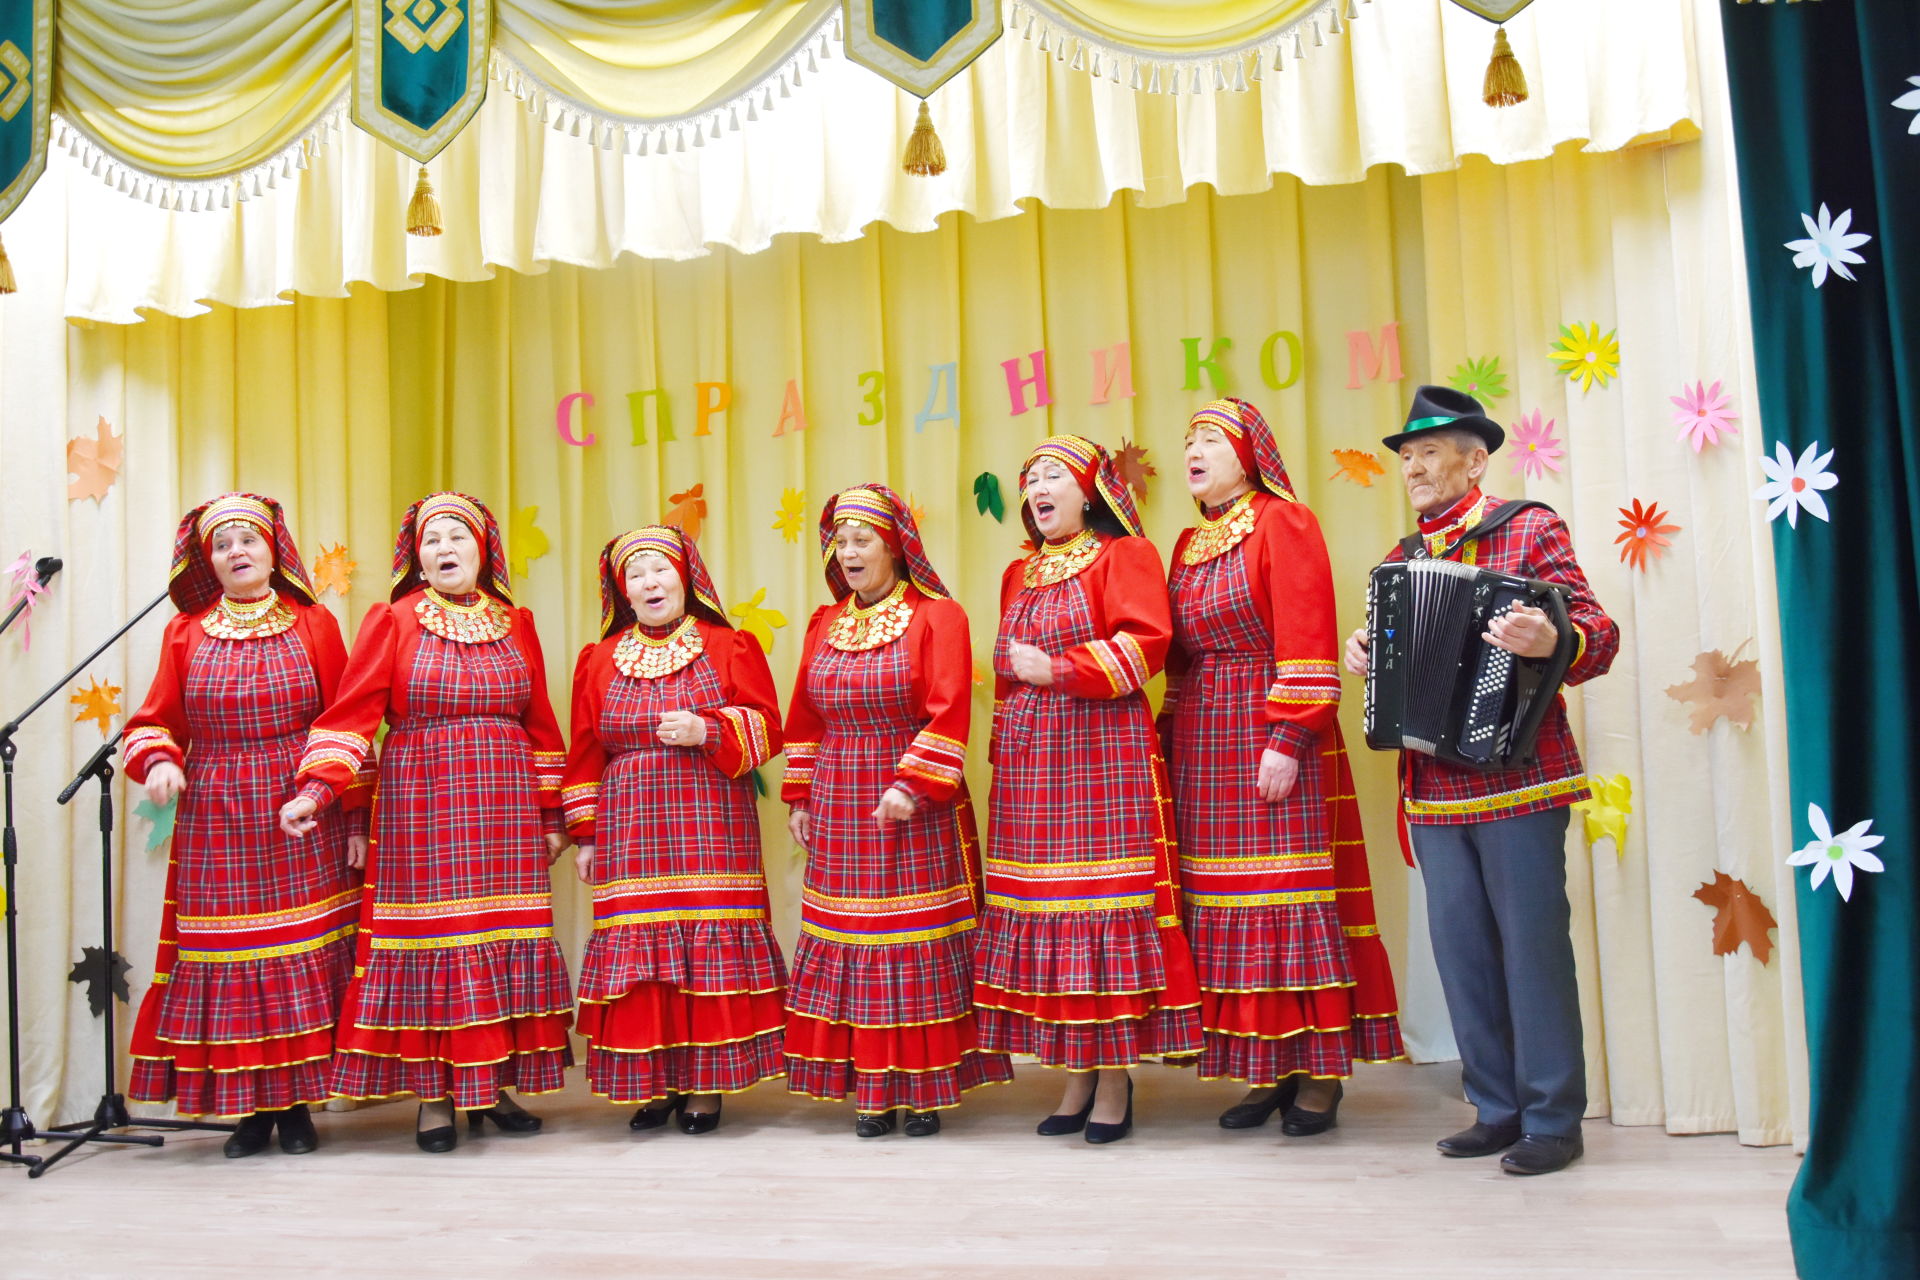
[353,0,491,163]
[0,0,51,223]
[842,0,1001,98]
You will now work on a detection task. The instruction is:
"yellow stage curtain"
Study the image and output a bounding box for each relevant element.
[2,6,1803,1142]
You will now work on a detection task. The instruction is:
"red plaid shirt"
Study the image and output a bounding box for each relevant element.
[1381,489,1618,825]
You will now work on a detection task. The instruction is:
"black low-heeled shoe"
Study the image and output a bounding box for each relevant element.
[416,1106,458,1154]
[275,1105,319,1155]
[902,1110,941,1138]
[1280,1081,1343,1137]
[468,1104,543,1135]
[678,1097,722,1135]
[1217,1078,1301,1130]
[1084,1079,1134,1145]
[630,1094,687,1131]
[1036,1084,1098,1136]
[854,1109,897,1138]
[223,1111,276,1159]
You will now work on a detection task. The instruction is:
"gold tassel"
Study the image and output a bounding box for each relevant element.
[1483,26,1528,108]
[902,101,947,177]
[0,232,15,295]
[406,165,444,237]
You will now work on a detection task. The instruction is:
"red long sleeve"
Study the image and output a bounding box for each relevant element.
[780,606,835,807]
[701,623,784,780]
[1045,536,1172,700]
[562,643,608,842]
[1249,497,1343,757]
[893,596,972,805]
[294,602,399,809]
[124,614,197,783]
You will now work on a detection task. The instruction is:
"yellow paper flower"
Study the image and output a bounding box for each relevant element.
[730,588,788,654]
[509,505,551,580]
[1571,773,1633,855]
[1549,323,1620,393]
[771,487,807,544]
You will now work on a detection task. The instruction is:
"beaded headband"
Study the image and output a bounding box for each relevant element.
[196,494,275,548]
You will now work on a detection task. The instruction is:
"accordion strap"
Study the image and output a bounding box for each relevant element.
[1399,499,1553,562]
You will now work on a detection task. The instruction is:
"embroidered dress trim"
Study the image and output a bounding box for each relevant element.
[1181,492,1258,566]
[1403,773,1588,816]
[416,589,514,643]
[201,593,297,641]
[825,581,912,652]
[613,617,704,679]
[175,890,361,963]
[1421,493,1491,560]
[1022,530,1102,588]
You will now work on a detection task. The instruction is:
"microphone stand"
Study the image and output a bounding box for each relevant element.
[1,588,168,1173]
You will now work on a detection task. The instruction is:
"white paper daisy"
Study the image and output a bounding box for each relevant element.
[1784,204,1872,288]
[1895,76,1920,134]
[1787,803,1885,901]
[1754,440,1837,528]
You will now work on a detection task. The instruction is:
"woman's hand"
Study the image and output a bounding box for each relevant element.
[871,785,917,829]
[543,830,572,865]
[1486,604,1559,660]
[345,834,369,870]
[1008,642,1054,686]
[143,762,186,809]
[279,795,320,839]
[656,710,708,748]
[574,844,595,884]
[787,807,812,854]
[1256,748,1300,804]
[1343,626,1370,677]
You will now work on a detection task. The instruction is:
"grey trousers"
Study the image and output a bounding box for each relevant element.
[1411,806,1585,1138]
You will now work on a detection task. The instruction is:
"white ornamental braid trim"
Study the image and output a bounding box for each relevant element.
[1011,0,1367,95]
[50,98,345,211]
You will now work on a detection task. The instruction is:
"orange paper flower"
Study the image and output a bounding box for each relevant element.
[1615,499,1680,571]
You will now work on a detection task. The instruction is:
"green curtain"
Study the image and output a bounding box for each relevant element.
[1721,3,1920,1276]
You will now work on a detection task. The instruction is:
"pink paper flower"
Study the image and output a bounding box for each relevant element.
[1671,380,1738,453]
[1508,410,1564,480]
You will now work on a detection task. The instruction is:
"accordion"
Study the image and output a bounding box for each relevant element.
[1363,559,1575,770]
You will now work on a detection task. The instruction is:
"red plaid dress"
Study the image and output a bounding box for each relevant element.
[975,535,1204,1070]
[123,599,362,1117]
[1166,493,1404,1083]
[294,592,574,1110]
[1383,489,1620,827]
[780,588,1013,1112]
[563,619,788,1103]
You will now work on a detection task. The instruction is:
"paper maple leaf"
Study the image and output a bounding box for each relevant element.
[1692,872,1778,965]
[67,946,132,1017]
[70,676,122,740]
[133,796,179,852]
[908,494,929,528]
[1665,645,1761,734]
[771,488,807,543]
[311,543,356,597]
[729,587,787,654]
[1330,449,1385,487]
[509,505,551,580]
[665,484,708,542]
[67,417,125,503]
[1116,439,1156,500]
[1570,773,1632,853]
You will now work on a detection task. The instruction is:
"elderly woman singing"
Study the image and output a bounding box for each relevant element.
[278,492,572,1153]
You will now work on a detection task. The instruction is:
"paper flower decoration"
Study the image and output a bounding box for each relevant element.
[1754,440,1837,528]
[1571,774,1632,853]
[312,543,356,596]
[1116,439,1156,501]
[1787,803,1885,901]
[1785,204,1871,289]
[70,676,122,739]
[771,488,807,543]
[1671,380,1738,453]
[1692,873,1778,965]
[665,484,708,542]
[1665,644,1761,734]
[1615,499,1680,571]
[68,416,125,503]
[1549,324,1620,393]
[729,588,788,654]
[509,505,551,580]
[1897,76,1920,134]
[4,550,51,649]
[973,472,1006,522]
[1508,411,1563,480]
[1447,355,1508,402]
[1330,449,1386,487]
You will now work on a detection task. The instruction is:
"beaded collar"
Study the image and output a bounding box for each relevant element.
[613,616,704,679]
[1022,529,1102,589]
[416,588,514,644]
[201,592,296,641]
[826,580,913,652]
[1181,491,1258,566]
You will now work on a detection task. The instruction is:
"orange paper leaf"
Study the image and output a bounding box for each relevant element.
[1329,449,1385,488]
[1691,871,1777,965]
[1615,498,1681,571]
[665,484,708,542]
[312,543,356,597]
[67,417,125,503]
[1116,439,1156,500]
[1665,644,1761,734]
[909,494,929,528]
[70,676,123,740]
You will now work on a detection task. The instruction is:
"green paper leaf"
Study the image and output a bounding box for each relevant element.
[134,795,177,851]
[750,768,767,798]
[973,472,1006,522]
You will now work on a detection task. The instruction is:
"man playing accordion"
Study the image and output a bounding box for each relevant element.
[1343,386,1618,1176]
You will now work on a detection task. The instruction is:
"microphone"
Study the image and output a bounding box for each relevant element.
[34,556,62,585]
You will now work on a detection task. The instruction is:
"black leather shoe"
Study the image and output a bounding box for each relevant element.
[1084,1079,1134,1145]
[678,1097,722,1135]
[416,1105,458,1154]
[1280,1081,1343,1137]
[1036,1084,1097,1136]
[903,1110,941,1137]
[855,1110,897,1138]
[223,1112,275,1159]
[630,1094,686,1131]
[468,1105,543,1135]
[1218,1079,1300,1130]
[1436,1121,1523,1158]
[1500,1133,1583,1176]
[275,1105,319,1155]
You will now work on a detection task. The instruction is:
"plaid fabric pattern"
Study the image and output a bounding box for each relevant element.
[784,1042,1012,1114]
[127,632,357,1114]
[586,1035,787,1103]
[1384,493,1620,824]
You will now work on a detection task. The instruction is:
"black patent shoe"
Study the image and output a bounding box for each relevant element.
[1084,1079,1134,1145]
[855,1110,898,1138]
[275,1105,319,1155]
[1036,1083,1098,1136]
[468,1104,543,1135]
[1280,1081,1343,1137]
[903,1110,941,1137]
[416,1105,458,1154]
[678,1097,722,1135]
[1218,1079,1301,1130]
[1500,1132,1583,1176]
[1436,1121,1522,1158]
[630,1094,686,1131]
[223,1112,275,1159]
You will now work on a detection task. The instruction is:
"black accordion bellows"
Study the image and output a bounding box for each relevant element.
[1363,560,1575,770]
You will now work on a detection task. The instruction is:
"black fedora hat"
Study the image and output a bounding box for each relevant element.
[1380,385,1505,454]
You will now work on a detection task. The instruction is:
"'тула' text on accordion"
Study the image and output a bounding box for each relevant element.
[1362,560,1576,770]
